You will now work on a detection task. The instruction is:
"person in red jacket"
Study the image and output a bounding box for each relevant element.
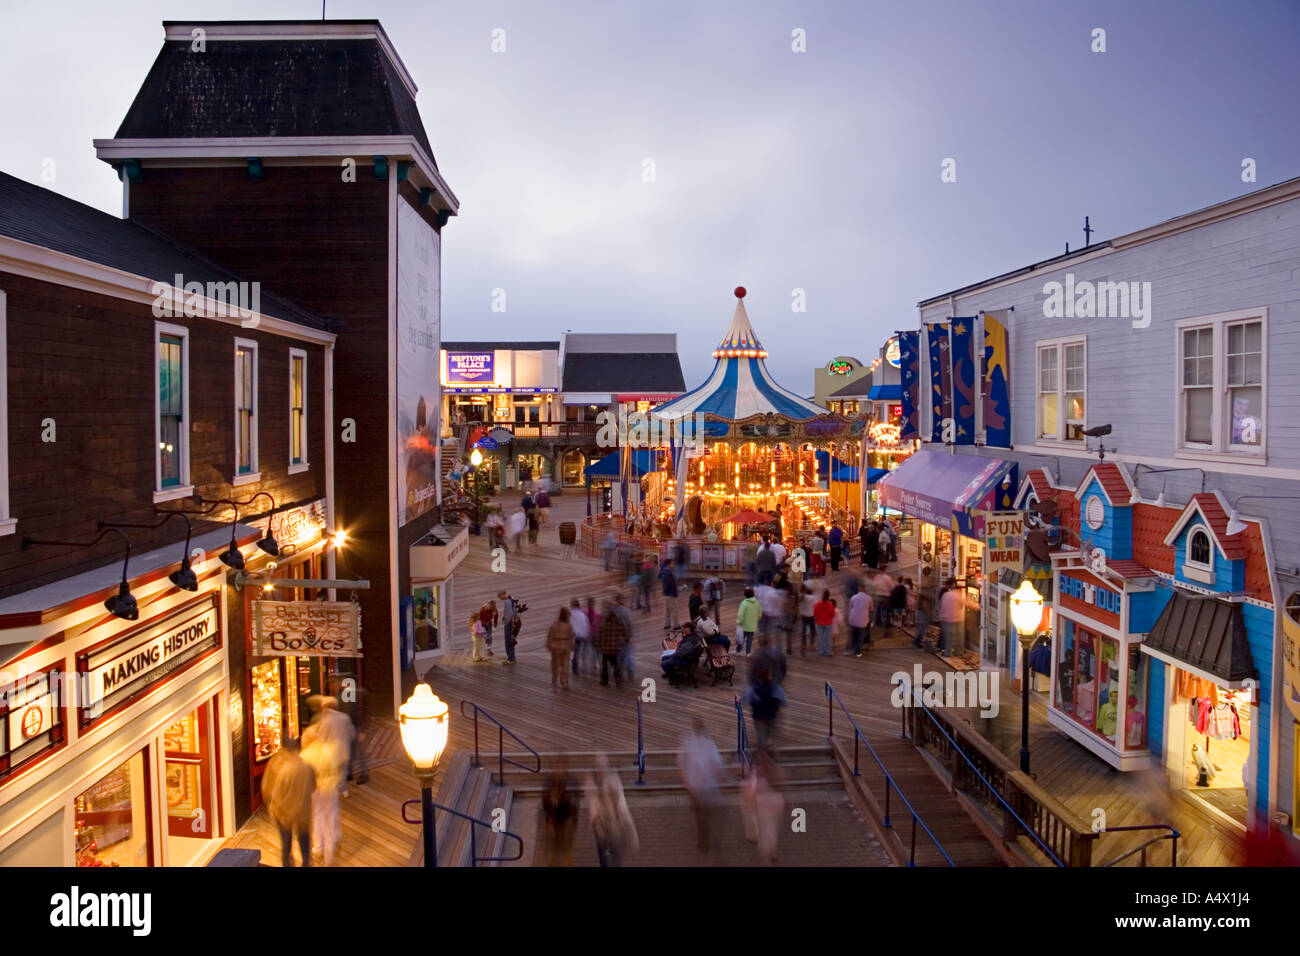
[813,590,837,657]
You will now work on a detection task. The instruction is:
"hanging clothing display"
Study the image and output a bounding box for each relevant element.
[1175,668,1218,705]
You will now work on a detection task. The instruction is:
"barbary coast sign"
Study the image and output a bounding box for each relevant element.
[253,600,362,658]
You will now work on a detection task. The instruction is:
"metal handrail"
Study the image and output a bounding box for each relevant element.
[636,696,647,786]
[1098,824,1180,867]
[459,700,542,784]
[734,696,753,774]
[894,677,1065,866]
[402,798,524,866]
[824,682,953,867]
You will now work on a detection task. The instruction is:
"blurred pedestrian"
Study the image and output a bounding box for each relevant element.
[502,590,521,664]
[301,696,353,865]
[740,750,787,864]
[595,599,628,688]
[660,561,680,631]
[602,531,617,570]
[586,754,638,867]
[678,718,724,855]
[744,664,787,751]
[798,582,817,657]
[638,559,655,615]
[262,738,315,868]
[547,607,575,688]
[479,599,499,657]
[570,598,591,675]
[847,585,873,657]
[469,611,487,662]
[540,758,579,866]
[828,522,844,571]
[813,589,836,656]
[704,574,725,625]
[736,587,761,655]
[688,582,705,624]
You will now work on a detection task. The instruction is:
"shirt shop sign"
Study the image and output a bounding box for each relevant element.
[253,600,363,658]
[1060,573,1122,616]
[79,600,221,722]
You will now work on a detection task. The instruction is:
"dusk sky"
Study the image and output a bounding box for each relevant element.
[2,0,1297,388]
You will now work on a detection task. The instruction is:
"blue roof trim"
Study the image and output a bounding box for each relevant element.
[867,384,902,401]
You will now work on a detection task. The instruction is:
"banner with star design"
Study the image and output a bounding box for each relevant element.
[926,322,950,443]
[949,317,977,444]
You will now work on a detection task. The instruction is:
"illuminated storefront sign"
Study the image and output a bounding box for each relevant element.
[446,352,495,386]
[253,600,363,658]
[826,360,854,375]
[885,337,902,368]
[869,422,901,446]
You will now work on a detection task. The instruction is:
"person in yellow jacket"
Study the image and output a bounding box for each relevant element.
[736,587,761,656]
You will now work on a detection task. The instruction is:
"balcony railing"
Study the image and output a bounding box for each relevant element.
[449,421,601,442]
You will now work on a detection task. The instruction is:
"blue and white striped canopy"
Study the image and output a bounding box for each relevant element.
[652,295,827,422]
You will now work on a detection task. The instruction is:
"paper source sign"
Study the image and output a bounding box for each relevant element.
[253,601,362,658]
[446,352,495,385]
[984,511,1024,576]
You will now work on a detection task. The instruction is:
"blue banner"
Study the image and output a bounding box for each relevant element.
[982,312,1012,448]
[950,317,977,444]
[897,330,920,440]
[927,323,950,443]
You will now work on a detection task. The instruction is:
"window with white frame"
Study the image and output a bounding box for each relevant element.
[0,290,11,535]
[1037,338,1086,441]
[1184,525,1215,584]
[289,348,308,472]
[1177,310,1265,457]
[234,339,258,479]
[155,322,191,499]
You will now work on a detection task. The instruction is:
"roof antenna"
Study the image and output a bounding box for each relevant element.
[1083,215,1093,248]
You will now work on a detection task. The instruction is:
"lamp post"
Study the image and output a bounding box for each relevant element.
[399,683,450,867]
[468,447,485,535]
[1009,580,1044,774]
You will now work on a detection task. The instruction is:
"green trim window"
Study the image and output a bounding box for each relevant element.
[158,335,183,487]
[290,352,306,466]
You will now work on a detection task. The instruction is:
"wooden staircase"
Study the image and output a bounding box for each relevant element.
[405,751,520,867]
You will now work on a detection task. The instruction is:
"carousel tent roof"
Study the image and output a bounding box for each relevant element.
[651,290,828,423]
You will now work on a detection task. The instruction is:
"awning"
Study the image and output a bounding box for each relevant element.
[876,449,1012,538]
[865,467,890,485]
[814,449,858,483]
[867,384,902,401]
[1141,591,1256,685]
[583,449,659,478]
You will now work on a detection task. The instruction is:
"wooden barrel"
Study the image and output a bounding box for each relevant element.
[558,521,577,545]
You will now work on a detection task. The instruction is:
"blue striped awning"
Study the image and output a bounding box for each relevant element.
[867,383,902,401]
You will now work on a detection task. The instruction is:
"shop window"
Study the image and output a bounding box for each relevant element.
[1177,312,1266,457]
[164,701,216,848]
[234,338,259,480]
[75,749,152,867]
[413,585,439,653]
[251,659,283,763]
[289,348,308,472]
[1125,645,1149,750]
[0,666,65,779]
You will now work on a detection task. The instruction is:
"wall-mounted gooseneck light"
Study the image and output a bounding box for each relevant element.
[23,528,138,620]
[106,512,199,592]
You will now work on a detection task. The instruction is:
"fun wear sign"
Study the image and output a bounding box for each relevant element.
[253,600,362,657]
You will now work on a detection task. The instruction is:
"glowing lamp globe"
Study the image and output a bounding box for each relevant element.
[470,448,484,466]
[1009,580,1044,637]
[399,683,450,773]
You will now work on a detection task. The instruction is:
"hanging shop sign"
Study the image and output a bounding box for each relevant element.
[983,511,1024,577]
[269,500,326,555]
[826,359,855,376]
[79,599,221,723]
[410,526,470,581]
[475,436,499,450]
[446,352,495,386]
[253,600,362,658]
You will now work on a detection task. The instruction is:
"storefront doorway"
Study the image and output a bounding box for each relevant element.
[1167,668,1250,828]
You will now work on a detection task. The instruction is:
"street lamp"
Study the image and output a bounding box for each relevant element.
[1009,580,1044,774]
[470,447,484,467]
[399,683,450,867]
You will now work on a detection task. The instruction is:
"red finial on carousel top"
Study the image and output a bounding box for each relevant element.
[734,286,746,299]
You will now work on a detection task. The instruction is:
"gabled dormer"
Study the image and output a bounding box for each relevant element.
[1162,492,1247,592]
[1073,462,1138,560]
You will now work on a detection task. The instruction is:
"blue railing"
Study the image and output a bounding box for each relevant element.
[733,696,753,774]
[459,700,542,785]
[402,798,524,866]
[635,696,646,786]
[824,682,954,867]
[894,677,1065,866]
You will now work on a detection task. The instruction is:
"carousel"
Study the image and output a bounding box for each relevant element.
[582,288,863,569]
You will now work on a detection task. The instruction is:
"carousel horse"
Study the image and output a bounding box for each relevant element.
[684,494,706,535]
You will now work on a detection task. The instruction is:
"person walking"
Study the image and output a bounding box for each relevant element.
[741,751,787,864]
[736,587,761,656]
[526,505,540,552]
[858,519,873,567]
[863,521,880,571]
[810,529,825,578]
[595,599,628,688]
[547,607,575,688]
[660,561,680,631]
[874,571,896,628]
[535,487,552,525]
[638,559,655,615]
[885,517,899,563]
[847,586,873,657]
[569,598,590,675]
[678,718,724,856]
[587,754,638,866]
[798,582,817,657]
[502,591,520,664]
[704,574,725,625]
[469,612,487,662]
[478,599,499,657]
[939,580,966,656]
[262,738,316,868]
[584,596,602,647]
[744,664,787,751]
[301,697,353,866]
[813,589,836,656]
[755,536,777,586]
[602,531,617,571]
[540,758,579,866]
[612,594,637,682]
[507,508,526,553]
[914,588,934,649]
[828,523,844,571]
[877,523,891,571]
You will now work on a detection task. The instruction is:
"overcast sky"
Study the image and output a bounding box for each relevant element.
[2,0,1297,389]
